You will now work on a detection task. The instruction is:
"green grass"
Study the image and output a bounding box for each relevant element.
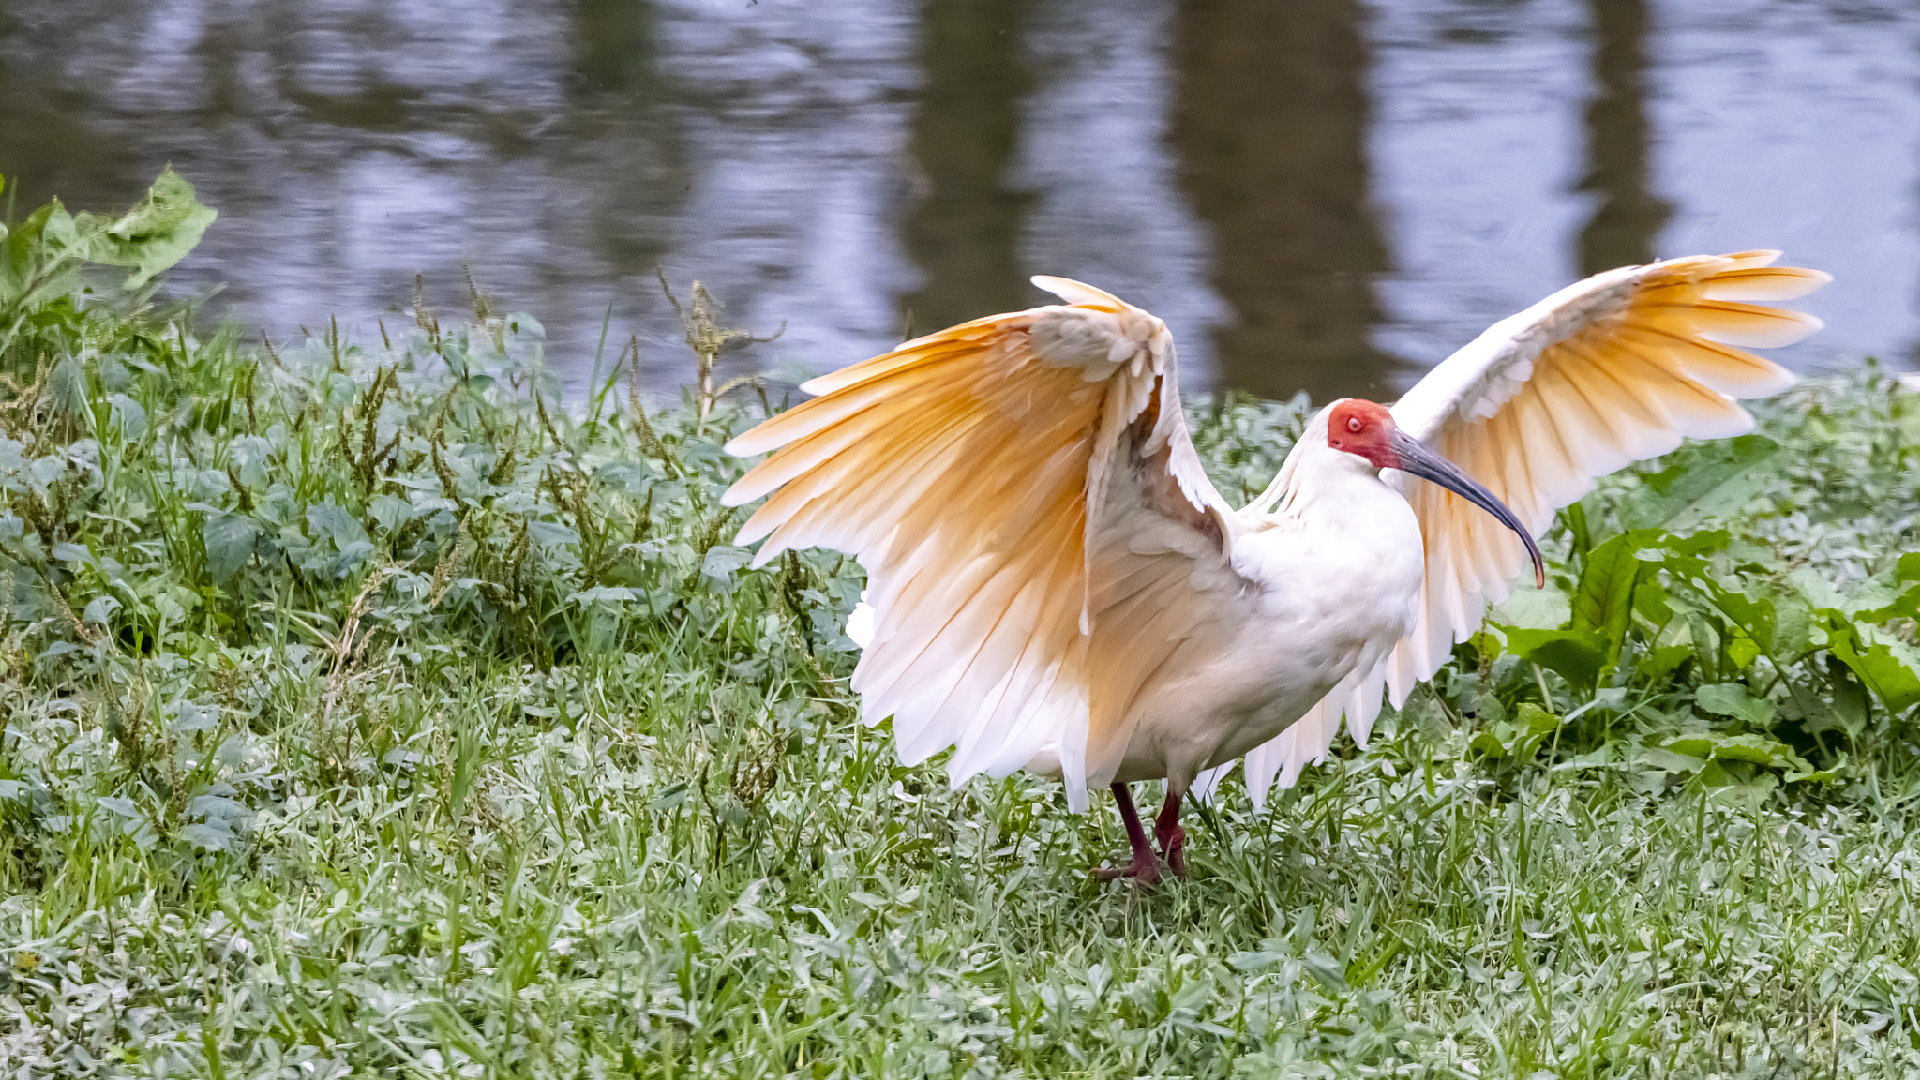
[5,173,1920,1076]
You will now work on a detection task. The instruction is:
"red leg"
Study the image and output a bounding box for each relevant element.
[1155,789,1187,876]
[1094,782,1164,882]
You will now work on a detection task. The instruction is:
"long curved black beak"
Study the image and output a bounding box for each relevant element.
[1389,430,1546,588]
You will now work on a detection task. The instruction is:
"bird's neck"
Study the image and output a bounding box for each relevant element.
[1247,439,1388,525]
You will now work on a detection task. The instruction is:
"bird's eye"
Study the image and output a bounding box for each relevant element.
[1346,417,1363,433]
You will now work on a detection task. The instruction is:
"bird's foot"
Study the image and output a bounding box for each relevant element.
[1093,851,1165,884]
[1099,781,1170,884]
[1157,823,1187,877]
[1154,789,1188,877]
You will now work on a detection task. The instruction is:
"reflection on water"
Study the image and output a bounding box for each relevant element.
[902,0,1032,334]
[1578,0,1670,276]
[1173,0,1399,402]
[0,0,1909,401]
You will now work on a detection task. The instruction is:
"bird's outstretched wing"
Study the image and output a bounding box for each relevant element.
[1205,250,1829,806]
[722,277,1238,810]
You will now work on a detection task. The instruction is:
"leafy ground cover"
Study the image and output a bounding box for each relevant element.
[3,172,1920,1077]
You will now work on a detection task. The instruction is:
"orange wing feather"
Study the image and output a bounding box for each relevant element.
[723,279,1237,810]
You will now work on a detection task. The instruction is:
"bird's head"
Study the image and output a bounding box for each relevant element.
[1325,399,1546,587]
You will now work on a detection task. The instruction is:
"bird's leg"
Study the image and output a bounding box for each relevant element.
[1154,789,1187,876]
[1095,782,1163,882]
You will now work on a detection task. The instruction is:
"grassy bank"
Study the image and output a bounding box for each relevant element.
[4,173,1920,1078]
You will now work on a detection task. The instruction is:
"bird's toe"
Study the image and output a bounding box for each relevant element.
[1093,853,1164,884]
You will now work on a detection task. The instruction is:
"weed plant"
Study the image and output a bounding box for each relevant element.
[3,172,1920,1077]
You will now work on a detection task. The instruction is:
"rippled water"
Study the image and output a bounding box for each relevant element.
[1,0,1910,402]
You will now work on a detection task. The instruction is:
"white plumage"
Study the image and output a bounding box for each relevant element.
[722,252,1826,880]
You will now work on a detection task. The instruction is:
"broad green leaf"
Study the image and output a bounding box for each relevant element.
[1631,573,1673,628]
[1618,434,1781,532]
[1471,702,1563,760]
[203,512,259,583]
[526,519,580,549]
[1709,734,1798,768]
[1658,731,1802,770]
[51,541,92,566]
[108,393,147,440]
[1694,682,1775,727]
[1659,736,1715,760]
[647,781,689,810]
[1637,746,1707,775]
[570,586,639,606]
[1489,576,1569,630]
[1811,655,1872,737]
[307,502,369,548]
[187,793,253,826]
[82,595,121,624]
[172,702,220,732]
[1299,952,1348,993]
[40,199,77,250]
[1840,567,1920,624]
[1788,568,1846,613]
[1825,617,1920,714]
[47,356,89,418]
[74,167,218,288]
[2,203,83,313]
[1785,752,1846,784]
[1228,951,1287,973]
[1570,533,1643,668]
[331,540,375,578]
[1468,728,1508,757]
[1637,644,1692,681]
[1500,626,1606,690]
[179,821,236,852]
[368,494,413,533]
[229,434,275,488]
[97,796,144,819]
[1658,522,1735,557]
[1900,552,1920,582]
[96,353,131,391]
[1710,589,1778,654]
[701,545,753,580]
[1771,592,1813,658]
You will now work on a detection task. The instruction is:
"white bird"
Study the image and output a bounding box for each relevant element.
[721,252,1827,881]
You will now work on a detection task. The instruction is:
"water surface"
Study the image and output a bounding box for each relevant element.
[0,0,1909,402]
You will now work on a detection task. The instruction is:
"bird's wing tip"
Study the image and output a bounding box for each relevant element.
[1030,275,1123,309]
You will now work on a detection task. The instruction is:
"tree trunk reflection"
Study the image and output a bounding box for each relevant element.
[1172,0,1396,403]
[1578,0,1670,276]
[901,0,1033,339]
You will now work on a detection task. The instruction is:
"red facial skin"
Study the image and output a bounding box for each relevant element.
[1325,397,1548,588]
[1325,399,1399,469]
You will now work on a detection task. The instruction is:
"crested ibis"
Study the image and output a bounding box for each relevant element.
[720,252,1827,881]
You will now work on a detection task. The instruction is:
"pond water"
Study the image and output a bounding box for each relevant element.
[1,0,1912,402]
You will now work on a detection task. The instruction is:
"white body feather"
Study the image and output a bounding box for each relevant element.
[1091,440,1425,793]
